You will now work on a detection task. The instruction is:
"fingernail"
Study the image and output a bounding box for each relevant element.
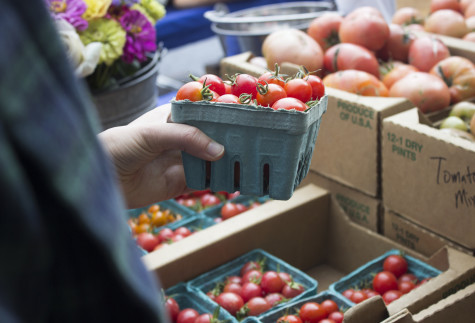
[207,141,224,157]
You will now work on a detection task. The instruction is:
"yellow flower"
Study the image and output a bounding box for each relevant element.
[131,0,165,24]
[79,18,126,66]
[82,0,112,20]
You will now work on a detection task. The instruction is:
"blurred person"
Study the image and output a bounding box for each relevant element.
[0,1,224,322]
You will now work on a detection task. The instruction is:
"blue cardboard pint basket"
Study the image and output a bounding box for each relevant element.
[171,96,327,200]
[329,249,442,305]
[187,249,318,320]
[164,282,237,323]
[258,290,353,323]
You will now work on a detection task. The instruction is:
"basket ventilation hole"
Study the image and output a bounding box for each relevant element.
[233,161,240,191]
[205,161,211,187]
[263,163,270,195]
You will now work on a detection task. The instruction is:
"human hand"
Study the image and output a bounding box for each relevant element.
[98,103,224,209]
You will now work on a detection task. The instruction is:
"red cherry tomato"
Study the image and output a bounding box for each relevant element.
[349,290,368,304]
[271,97,308,112]
[221,202,242,220]
[215,292,244,316]
[135,232,159,252]
[194,313,213,323]
[277,314,302,323]
[240,282,262,303]
[244,297,271,316]
[240,261,262,276]
[258,70,286,88]
[383,255,408,278]
[223,282,242,295]
[299,302,328,323]
[321,299,339,314]
[256,83,287,107]
[216,94,240,104]
[176,308,199,323]
[264,292,285,307]
[157,227,174,243]
[281,282,305,299]
[398,280,416,294]
[164,296,180,322]
[242,269,263,284]
[231,74,258,99]
[284,78,312,103]
[328,311,345,323]
[373,271,398,295]
[260,271,285,294]
[176,81,211,102]
[199,74,226,95]
[306,74,325,100]
[174,227,192,237]
[382,290,403,304]
[200,193,221,207]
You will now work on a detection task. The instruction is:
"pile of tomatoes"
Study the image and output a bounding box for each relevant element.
[175,189,241,212]
[175,68,325,113]
[276,298,345,323]
[341,254,431,305]
[164,295,221,323]
[204,259,307,320]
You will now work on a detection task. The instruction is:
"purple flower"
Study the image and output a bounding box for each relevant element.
[119,9,157,63]
[45,0,88,31]
[111,0,140,5]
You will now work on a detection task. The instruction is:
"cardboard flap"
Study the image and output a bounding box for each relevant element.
[427,247,450,271]
[343,295,389,323]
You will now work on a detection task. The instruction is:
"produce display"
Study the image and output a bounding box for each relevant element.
[171,67,328,200]
[175,189,241,212]
[253,2,475,118]
[187,249,318,321]
[330,250,441,306]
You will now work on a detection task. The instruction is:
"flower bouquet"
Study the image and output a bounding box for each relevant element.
[45,0,166,92]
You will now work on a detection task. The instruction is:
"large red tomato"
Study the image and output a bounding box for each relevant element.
[262,28,323,73]
[429,56,475,103]
[425,9,469,38]
[307,12,343,51]
[430,0,462,13]
[323,70,389,97]
[381,62,419,89]
[389,72,451,113]
[408,36,450,72]
[377,24,415,63]
[338,8,389,51]
[324,43,380,77]
[392,7,425,25]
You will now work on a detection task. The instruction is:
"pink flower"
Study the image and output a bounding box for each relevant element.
[45,0,88,31]
[119,9,156,63]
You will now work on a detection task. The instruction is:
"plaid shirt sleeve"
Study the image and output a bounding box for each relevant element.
[0,1,169,322]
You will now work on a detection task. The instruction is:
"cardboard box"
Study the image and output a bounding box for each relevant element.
[382,207,474,258]
[344,282,475,323]
[143,184,475,320]
[301,170,382,232]
[382,108,475,249]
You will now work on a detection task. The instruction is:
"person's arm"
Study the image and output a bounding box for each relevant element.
[98,104,225,209]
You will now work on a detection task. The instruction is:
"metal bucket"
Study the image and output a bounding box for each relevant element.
[91,51,160,130]
[205,1,337,56]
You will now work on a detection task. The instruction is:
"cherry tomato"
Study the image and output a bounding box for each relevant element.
[240,261,262,276]
[278,272,292,283]
[242,269,263,284]
[176,81,211,102]
[215,292,244,316]
[342,288,354,300]
[281,282,305,299]
[231,74,258,99]
[174,227,192,237]
[157,228,175,243]
[221,202,242,220]
[226,276,242,285]
[328,311,345,323]
[171,233,185,243]
[240,282,262,303]
[271,97,308,112]
[258,69,286,88]
[284,78,312,103]
[135,232,159,252]
[383,255,408,278]
[398,280,416,294]
[277,314,302,323]
[349,290,368,304]
[382,290,403,304]
[194,313,213,323]
[398,273,418,284]
[299,302,328,323]
[200,193,221,208]
[260,271,285,294]
[373,271,398,295]
[264,292,285,307]
[306,75,325,100]
[319,319,337,323]
[321,299,339,314]
[256,83,287,107]
[216,94,240,104]
[199,74,226,95]
[176,308,199,323]
[164,296,180,322]
[245,297,271,316]
[223,282,242,296]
